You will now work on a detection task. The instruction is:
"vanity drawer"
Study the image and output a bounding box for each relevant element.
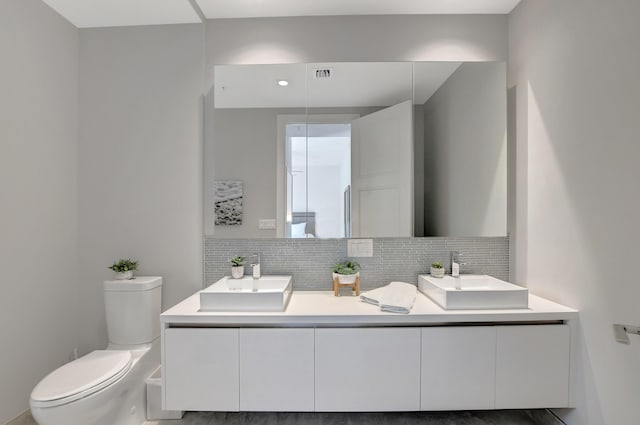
[315,327,421,411]
[239,328,315,411]
[163,328,239,411]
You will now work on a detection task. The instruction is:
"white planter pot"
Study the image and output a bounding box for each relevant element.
[114,270,134,280]
[231,265,245,279]
[430,267,444,278]
[333,272,359,284]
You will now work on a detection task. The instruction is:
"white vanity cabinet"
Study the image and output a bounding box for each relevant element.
[420,324,571,410]
[315,328,421,411]
[495,324,571,408]
[239,328,315,411]
[163,324,573,412]
[163,328,239,411]
[161,291,577,413]
[421,326,496,410]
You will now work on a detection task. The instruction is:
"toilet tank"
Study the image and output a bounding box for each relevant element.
[104,276,162,345]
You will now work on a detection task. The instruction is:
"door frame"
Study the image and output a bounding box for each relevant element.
[276,114,360,238]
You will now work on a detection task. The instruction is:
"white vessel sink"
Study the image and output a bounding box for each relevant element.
[418,274,528,310]
[200,275,293,312]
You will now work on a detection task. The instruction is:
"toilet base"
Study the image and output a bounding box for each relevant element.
[31,340,159,425]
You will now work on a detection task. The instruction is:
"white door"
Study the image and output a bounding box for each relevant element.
[351,100,413,237]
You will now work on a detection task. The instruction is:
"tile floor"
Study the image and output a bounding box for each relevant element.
[144,410,562,425]
[15,409,562,425]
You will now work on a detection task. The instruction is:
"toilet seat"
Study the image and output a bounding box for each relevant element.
[31,350,132,408]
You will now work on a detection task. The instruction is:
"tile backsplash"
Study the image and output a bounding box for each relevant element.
[204,237,509,291]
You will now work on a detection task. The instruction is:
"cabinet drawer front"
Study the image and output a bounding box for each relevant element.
[496,325,571,408]
[315,328,421,411]
[164,328,239,411]
[421,327,496,410]
[239,328,315,411]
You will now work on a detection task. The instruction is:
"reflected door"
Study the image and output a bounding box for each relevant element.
[351,100,413,237]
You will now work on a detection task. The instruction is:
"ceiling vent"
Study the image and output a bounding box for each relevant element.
[314,68,332,79]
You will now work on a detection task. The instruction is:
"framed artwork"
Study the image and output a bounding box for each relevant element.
[214,180,243,225]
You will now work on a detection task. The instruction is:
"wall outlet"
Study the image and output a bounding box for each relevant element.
[347,239,373,257]
[259,219,276,230]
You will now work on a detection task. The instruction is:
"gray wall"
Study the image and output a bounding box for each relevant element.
[207,107,288,238]
[423,62,507,236]
[206,106,382,238]
[78,24,204,354]
[0,0,79,422]
[205,15,508,70]
[509,1,640,424]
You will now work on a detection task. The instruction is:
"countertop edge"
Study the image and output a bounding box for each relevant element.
[160,291,578,326]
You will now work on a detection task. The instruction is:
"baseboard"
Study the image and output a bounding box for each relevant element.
[526,409,567,425]
[4,410,36,425]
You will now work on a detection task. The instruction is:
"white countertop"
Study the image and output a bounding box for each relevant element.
[161,290,578,326]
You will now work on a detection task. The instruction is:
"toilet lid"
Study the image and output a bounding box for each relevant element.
[31,350,132,406]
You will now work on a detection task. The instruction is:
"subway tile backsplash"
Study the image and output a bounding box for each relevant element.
[204,237,509,291]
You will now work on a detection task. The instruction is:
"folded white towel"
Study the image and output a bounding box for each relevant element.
[360,286,387,307]
[379,282,417,314]
[360,281,417,314]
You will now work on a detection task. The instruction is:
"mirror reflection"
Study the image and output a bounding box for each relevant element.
[205,61,506,239]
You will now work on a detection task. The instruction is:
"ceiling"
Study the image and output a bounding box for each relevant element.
[197,0,522,20]
[214,62,462,109]
[41,0,522,28]
[41,0,201,28]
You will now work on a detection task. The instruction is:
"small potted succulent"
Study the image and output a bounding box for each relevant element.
[430,261,444,278]
[108,259,138,280]
[332,260,361,284]
[230,256,245,279]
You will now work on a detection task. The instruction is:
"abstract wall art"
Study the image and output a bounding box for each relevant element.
[214,180,243,225]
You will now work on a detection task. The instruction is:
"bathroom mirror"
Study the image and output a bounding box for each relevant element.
[204,61,506,239]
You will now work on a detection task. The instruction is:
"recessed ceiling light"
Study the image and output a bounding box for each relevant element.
[277,80,289,87]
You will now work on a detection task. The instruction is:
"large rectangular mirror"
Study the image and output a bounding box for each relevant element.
[204,61,506,238]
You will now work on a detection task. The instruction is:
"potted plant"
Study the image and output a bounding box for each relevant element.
[430,261,444,278]
[230,256,245,279]
[108,259,138,280]
[332,260,361,284]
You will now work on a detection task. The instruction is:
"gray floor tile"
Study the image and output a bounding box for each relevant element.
[21,408,560,425]
[280,412,321,425]
[317,412,348,425]
[208,412,241,425]
[144,409,563,425]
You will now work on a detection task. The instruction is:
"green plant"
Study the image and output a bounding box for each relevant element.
[431,262,442,269]
[230,256,245,267]
[108,259,138,273]
[333,260,361,275]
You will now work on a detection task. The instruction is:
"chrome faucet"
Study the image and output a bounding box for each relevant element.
[247,253,261,279]
[450,251,464,278]
[450,251,466,290]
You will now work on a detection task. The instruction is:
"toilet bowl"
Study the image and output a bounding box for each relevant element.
[30,342,159,425]
[30,277,163,425]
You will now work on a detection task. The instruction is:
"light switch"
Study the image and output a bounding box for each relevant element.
[347,239,373,257]
[258,219,276,230]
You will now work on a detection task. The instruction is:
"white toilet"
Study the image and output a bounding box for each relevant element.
[30,276,163,425]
